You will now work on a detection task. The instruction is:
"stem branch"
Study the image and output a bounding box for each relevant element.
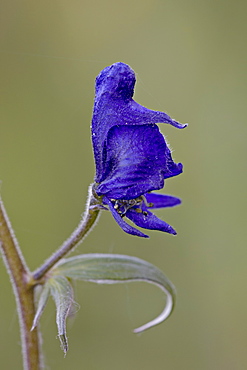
[0,185,100,368]
[33,185,100,281]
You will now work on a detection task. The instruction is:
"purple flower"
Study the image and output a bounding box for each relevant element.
[91,62,187,238]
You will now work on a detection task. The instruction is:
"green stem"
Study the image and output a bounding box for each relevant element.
[0,185,100,368]
[0,198,41,370]
[32,185,100,281]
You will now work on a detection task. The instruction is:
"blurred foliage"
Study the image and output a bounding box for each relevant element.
[1,0,247,369]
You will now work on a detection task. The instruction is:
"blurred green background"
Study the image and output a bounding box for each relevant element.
[1,0,247,369]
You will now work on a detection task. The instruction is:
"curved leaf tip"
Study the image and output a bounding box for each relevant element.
[53,253,176,333]
[133,284,174,333]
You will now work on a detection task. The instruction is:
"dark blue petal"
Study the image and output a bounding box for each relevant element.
[163,147,183,179]
[125,100,188,129]
[145,193,181,209]
[96,124,182,199]
[103,197,149,238]
[126,208,177,235]
[95,62,135,100]
[92,62,187,180]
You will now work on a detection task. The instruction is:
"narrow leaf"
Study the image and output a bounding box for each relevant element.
[48,276,74,354]
[32,283,50,331]
[53,253,176,333]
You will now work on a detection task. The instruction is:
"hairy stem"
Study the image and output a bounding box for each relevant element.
[0,198,41,370]
[33,185,100,281]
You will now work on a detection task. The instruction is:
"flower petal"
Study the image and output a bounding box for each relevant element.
[163,146,183,179]
[97,124,182,199]
[126,208,177,235]
[92,62,187,180]
[145,193,181,209]
[103,197,149,238]
[95,62,135,100]
[126,100,188,129]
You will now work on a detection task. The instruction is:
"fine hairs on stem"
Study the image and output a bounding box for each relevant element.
[0,198,41,370]
[32,184,101,281]
[0,187,101,370]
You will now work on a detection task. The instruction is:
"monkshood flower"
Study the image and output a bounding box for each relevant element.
[91,62,187,238]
